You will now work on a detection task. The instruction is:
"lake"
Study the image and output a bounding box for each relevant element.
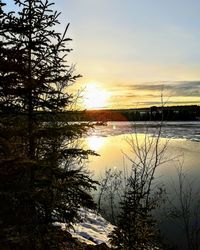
[86,121,200,177]
[85,121,200,249]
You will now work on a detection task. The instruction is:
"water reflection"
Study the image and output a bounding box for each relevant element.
[87,133,200,180]
[86,136,107,152]
[86,130,200,249]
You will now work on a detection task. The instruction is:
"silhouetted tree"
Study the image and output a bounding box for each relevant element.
[109,170,163,250]
[0,1,96,249]
[108,127,168,249]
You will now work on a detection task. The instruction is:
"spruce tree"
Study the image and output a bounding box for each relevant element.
[0,1,96,249]
[109,169,163,250]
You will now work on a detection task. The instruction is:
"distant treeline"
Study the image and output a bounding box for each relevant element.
[3,105,199,122]
[82,105,200,121]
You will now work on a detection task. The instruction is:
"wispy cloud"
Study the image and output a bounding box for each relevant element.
[108,81,200,96]
[106,81,200,108]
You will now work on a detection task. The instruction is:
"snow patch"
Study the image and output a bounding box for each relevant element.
[55,208,114,246]
[70,208,114,246]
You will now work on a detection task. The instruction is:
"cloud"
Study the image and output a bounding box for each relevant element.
[106,81,200,108]
[172,81,200,97]
[109,81,200,97]
[131,100,200,105]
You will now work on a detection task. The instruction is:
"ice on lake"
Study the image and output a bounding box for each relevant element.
[89,121,200,142]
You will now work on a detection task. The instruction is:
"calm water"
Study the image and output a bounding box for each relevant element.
[84,121,200,249]
[85,121,200,178]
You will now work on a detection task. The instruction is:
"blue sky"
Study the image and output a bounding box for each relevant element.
[5,0,200,108]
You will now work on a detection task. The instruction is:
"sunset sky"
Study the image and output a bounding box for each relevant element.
[7,0,200,109]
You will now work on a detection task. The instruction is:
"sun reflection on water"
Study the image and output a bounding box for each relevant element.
[87,136,107,151]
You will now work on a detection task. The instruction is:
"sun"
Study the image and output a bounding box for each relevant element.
[83,83,110,109]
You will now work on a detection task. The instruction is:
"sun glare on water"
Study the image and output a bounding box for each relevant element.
[83,83,110,109]
[87,136,106,151]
